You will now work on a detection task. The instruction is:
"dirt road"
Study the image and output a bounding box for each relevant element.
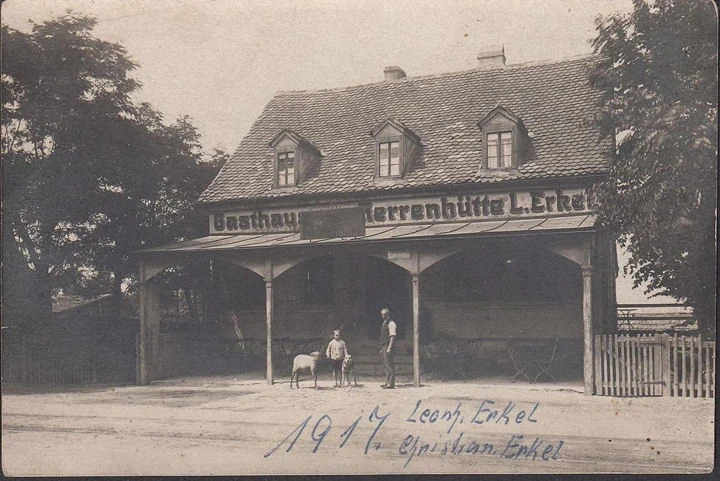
[2,375,714,475]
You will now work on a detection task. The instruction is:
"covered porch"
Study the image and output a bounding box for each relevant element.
[136,217,613,394]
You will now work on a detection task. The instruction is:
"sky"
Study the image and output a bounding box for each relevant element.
[2,0,675,304]
[2,0,636,150]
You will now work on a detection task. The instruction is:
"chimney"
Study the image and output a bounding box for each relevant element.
[383,66,407,81]
[477,45,506,68]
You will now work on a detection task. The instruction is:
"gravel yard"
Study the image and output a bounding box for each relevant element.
[2,373,714,476]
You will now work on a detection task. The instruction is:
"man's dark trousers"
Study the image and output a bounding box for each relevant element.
[381,346,395,387]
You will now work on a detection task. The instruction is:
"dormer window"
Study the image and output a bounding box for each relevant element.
[269,130,320,188]
[478,105,526,170]
[277,151,295,186]
[487,131,513,168]
[371,119,421,180]
[378,141,400,177]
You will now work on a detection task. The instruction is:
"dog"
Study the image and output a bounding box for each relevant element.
[290,351,322,389]
[341,354,358,387]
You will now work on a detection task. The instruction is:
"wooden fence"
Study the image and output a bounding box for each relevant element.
[594,333,715,398]
[670,334,716,398]
[3,334,136,385]
[3,340,98,384]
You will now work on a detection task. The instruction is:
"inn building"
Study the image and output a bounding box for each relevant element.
[138,49,617,394]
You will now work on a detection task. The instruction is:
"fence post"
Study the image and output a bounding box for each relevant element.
[594,335,602,395]
[696,334,702,398]
[136,332,142,385]
[661,334,671,397]
[672,334,678,397]
[705,341,711,398]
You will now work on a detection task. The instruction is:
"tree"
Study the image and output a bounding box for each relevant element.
[589,0,717,334]
[2,14,224,324]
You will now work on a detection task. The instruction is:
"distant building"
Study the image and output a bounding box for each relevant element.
[52,294,136,322]
[616,304,696,333]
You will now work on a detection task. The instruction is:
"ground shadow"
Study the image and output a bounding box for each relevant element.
[1,381,132,395]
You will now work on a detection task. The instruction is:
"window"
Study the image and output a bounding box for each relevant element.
[277,151,295,186]
[269,130,321,188]
[487,131,513,169]
[371,119,421,181]
[378,141,401,177]
[477,105,526,170]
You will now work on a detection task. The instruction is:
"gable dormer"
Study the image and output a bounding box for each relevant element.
[477,105,527,170]
[370,118,421,179]
[269,130,321,188]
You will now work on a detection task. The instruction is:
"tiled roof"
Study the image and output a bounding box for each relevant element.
[199,55,610,204]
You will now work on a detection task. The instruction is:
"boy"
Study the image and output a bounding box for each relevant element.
[326,330,348,388]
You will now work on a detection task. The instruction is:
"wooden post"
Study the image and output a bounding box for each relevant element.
[712,343,716,398]
[581,265,594,395]
[137,260,168,385]
[136,332,142,386]
[696,334,702,398]
[631,337,637,396]
[623,335,630,396]
[705,341,711,398]
[647,334,652,396]
[412,273,421,388]
[265,275,274,386]
[138,277,149,385]
[138,265,161,385]
[594,335,602,395]
[681,336,687,397]
[672,334,678,397]
[689,336,696,398]
[612,334,619,396]
[661,334,671,397]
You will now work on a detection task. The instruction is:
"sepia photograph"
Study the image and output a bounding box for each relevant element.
[1,0,716,476]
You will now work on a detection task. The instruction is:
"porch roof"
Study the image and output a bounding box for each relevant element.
[140,213,595,254]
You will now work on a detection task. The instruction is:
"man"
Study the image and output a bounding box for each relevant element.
[379,308,397,389]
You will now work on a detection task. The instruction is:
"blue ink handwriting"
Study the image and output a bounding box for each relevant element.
[264,405,391,458]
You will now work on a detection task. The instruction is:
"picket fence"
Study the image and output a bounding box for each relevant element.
[594,333,715,398]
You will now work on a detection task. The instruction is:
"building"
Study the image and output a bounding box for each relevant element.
[137,48,617,394]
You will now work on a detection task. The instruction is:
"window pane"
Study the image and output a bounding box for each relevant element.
[501,132,512,167]
[390,161,400,176]
[390,141,399,160]
[379,142,389,159]
[379,142,399,177]
[487,134,499,169]
[379,157,389,176]
[277,151,295,186]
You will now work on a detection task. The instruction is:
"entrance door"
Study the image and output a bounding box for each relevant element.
[363,257,410,340]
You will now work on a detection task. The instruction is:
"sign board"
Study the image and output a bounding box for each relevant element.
[209,188,592,235]
[299,207,366,240]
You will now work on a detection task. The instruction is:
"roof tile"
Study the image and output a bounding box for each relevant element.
[199,55,610,204]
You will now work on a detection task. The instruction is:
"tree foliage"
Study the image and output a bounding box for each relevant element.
[589,0,717,333]
[2,14,224,324]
